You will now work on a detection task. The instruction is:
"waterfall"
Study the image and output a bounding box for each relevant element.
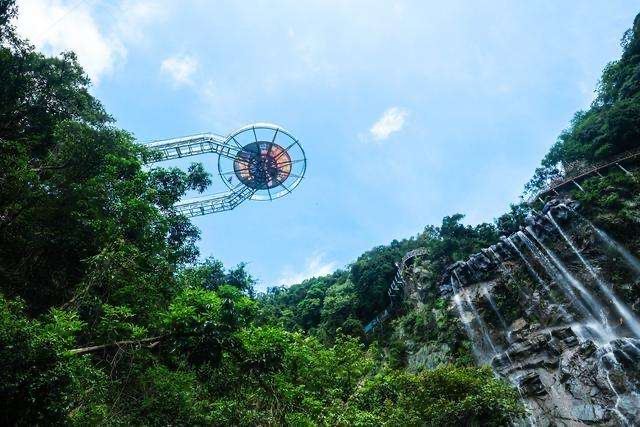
[522,229,605,316]
[450,277,498,362]
[452,292,483,360]
[451,277,484,361]
[481,285,512,343]
[598,343,640,426]
[602,350,630,426]
[506,235,576,325]
[488,247,512,282]
[463,291,498,354]
[451,274,498,354]
[567,207,640,277]
[491,243,541,324]
[548,212,640,339]
[505,236,547,288]
[452,270,464,289]
[446,206,640,425]
[516,232,584,310]
[487,247,500,262]
[593,226,640,277]
[571,321,616,346]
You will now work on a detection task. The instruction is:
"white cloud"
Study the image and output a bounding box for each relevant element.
[369,107,408,140]
[112,0,166,44]
[15,0,165,84]
[160,54,199,86]
[278,252,338,287]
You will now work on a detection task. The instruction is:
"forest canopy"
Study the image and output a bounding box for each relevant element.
[4,1,639,424]
[525,13,640,196]
[0,2,522,425]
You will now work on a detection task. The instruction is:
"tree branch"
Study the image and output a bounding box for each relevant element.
[67,336,162,356]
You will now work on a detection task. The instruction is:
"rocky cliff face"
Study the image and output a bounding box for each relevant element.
[432,199,640,425]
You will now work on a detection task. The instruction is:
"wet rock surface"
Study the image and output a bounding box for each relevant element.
[492,322,640,426]
[439,198,640,425]
[519,372,547,397]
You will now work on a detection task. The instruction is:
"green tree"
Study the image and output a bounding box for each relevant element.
[526,13,640,195]
[0,2,529,424]
[495,202,530,236]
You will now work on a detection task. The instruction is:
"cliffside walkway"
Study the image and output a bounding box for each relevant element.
[529,147,640,205]
[363,248,428,334]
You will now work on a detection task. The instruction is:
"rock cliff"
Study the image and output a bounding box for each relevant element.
[410,199,640,425]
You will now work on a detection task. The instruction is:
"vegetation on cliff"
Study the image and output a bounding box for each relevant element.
[0,2,522,425]
[263,7,640,358]
[2,0,640,424]
[526,13,640,195]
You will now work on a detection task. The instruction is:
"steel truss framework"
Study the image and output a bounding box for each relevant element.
[143,123,306,217]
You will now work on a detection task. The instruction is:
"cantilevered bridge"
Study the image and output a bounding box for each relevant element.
[143,123,306,217]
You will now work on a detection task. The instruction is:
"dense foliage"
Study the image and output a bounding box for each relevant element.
[5,1,637,423]
[526,13,640,196]
[258,214,500,340]
[0,2,523,425]
[256,10,640,420]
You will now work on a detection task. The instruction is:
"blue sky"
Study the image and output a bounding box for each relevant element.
[16,1,639,290]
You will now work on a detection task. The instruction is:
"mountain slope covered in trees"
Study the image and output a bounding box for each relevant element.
[2,1,640,425]
[0,2,521,425]
[263,11,640,352]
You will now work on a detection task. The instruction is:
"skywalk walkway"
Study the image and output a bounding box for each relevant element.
[529,147,640,205]
[363,248,428,334]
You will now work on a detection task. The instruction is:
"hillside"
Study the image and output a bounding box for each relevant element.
[1,1,640,425]
[258,12,640,426]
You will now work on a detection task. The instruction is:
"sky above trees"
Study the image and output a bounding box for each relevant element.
[15,0,639,290]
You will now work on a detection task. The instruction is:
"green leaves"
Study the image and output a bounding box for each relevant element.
[0,2,530,424]
[0,296,105,425]
[526,13,640,195]
[164,288,225,364]
[178,257,256,294]
[93,304,148,343]
[350,365,524,426]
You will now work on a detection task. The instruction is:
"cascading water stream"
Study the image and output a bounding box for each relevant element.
[598,344,640,426]
[524,228,618,344]
[515,232,592,320]
[594,227,640,277]
[450,277,484,361]
[452,292,483,361]
[521,229,604,319]
[452,273,498,353]
[452,270,463,289]
[487,247,501,262]
[463,291,498,354]
[567,207,640,277]
[489,244,543,327]
[445,205,640,424]
[505,237,547,288]
[505,235,576,327]
[602,351,630,426]
[451,276,498,361]
[548,212,640,339]
[481,285,512,343]
[525,228,605,307]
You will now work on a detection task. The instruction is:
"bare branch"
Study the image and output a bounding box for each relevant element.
[67,336,162,356]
